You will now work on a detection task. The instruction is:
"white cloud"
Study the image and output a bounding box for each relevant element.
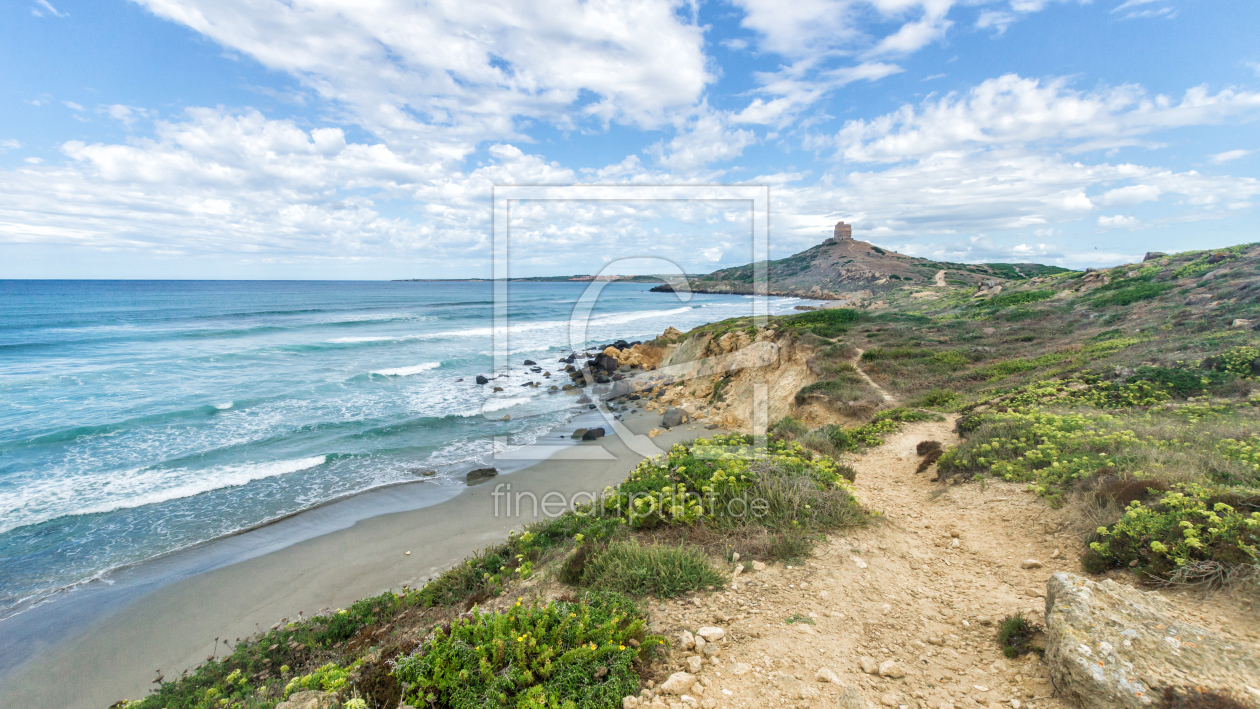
[0,139,21,152]
[976,10,1016,35]
[1112,0,1175,20]
[1097,184,1161,206]
[134,0,711,155]
[831,75,1260,163]
[23,157,43,165]
[102,104,150,127]
[733,61,903,127]
[33,0,67,18]
[62,101,84,111]
[646,106,757,171]
[1098,214,1139,228]
[1210,149,1252,164]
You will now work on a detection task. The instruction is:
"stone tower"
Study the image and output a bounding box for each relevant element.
[833,221,852,240]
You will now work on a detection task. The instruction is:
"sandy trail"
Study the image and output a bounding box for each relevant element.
[647,417,1075,709]
[853,348,897,405]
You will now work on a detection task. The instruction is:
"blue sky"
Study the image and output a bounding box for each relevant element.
[1,0,1257,279]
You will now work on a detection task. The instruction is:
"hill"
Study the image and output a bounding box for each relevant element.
[653,223,1070,299]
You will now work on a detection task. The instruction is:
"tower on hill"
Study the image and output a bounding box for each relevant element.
[833,221,852,241]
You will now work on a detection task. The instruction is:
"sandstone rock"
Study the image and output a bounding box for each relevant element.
[731,662,752,676]
[837,686,872,709]
[648,428,661,438]
[465,467,498,485]
[660,672,696,695]
[774,673,819,700]
[696,626,724,642]
[815,667,842,684]
[751,561,767,572]
[701,642,719,657]
[622,696,639,709]
[679,629,695,650]
[693,635,706,652]
[1020,559,1042,569]
[859,656,878,674]
[275,691,338,709]
[878,660,905,678]
[1045,572,1260,709]
[686,655,703,674]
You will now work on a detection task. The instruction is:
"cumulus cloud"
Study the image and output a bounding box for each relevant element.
[134,0,711,157]
[1098,214,1139,228]
[831,75,1260,163]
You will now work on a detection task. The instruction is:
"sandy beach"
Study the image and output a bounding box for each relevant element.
[0,407,723,709]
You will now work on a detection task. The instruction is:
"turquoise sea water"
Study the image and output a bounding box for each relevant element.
[0,280,813,619]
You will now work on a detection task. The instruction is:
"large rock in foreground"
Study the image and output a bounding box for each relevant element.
[1044,572,1260,709]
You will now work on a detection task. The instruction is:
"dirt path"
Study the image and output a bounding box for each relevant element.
[644,417,1073,709]
[853,348,897,405]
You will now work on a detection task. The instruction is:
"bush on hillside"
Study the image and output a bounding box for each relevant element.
[393,592,665,709]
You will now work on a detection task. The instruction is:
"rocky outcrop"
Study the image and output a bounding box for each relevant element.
[465,467,498,486]
[1044,572,1260,709]
[661,407,688,428]
[275,691,338,709]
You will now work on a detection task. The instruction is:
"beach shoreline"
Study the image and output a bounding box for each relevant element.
[0,402,725,709]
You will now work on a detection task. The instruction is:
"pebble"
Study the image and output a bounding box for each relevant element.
[686,656,703,674]
[859,656,879,674]
[696,626,725,642]
[752,561,767,572]
[1019,559,1042,569]
[660,672,696,695]
[878,660,905,678]
[815,667,842,684]
[679,630,695,651]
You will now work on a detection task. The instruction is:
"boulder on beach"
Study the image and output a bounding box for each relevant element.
[575,394,592,404]
[596,353,619,372]
[523,359,536,365]
[571,428,588,439]
[604,380,631,400]
[466,467,498,486]
[475,375,489,384]
[661,407,688,428]
[581,427,606,441]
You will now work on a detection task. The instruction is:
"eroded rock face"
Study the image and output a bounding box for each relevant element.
[275,691,338,709]
[1044,572,1260,709]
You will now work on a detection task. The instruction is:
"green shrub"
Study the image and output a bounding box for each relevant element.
[393,592,666,709]
[861,347,932,361]
[931,350,970,370]
[770,416,809,439]
[1206,346,1260,378]
[575,542,724,597]
[912,388,962,409]
[972,353,1071,381]
[1128,366,1235,398]
[872,407,940,423]
[975,290,1054,310]
[1090,282,1173,307]
[1086,485,1260,578]
[821,418,901,452]
[997,613,1044,659]
[785,308,860,338]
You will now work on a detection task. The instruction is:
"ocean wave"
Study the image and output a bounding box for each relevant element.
[214,402,234,410]
[371,362,441,377]
[0,456,328,535]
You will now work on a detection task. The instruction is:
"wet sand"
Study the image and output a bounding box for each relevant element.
[0,408,723,709]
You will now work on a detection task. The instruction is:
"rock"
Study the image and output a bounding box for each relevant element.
[623,696,640,709]
[275,691,338,709]
[571,428,589,439]
[878,660,905,678]
[581,427,605,440]
[837,687,871,709]
[647,428,661,438]
[661,407,688,428]
[696,626,724,642]
[1045,572,1260,709]
[492,386,504,392]
[686,655,703,674]
[661,326,683,339]
[466,467,498,485]
[701,642,718,657]
[815,667,842,684]
[1020,559,1042,569]
[523,359,536,365]
[575,394,592,404]
[881,693,899,707]
[607,380,632,399]
[1143,252,1166,261]
[660,672,696,695]
[774,673,819,700]
[751,561,767,572]
[475,374,490,384]
[859,656,879,674]
[731,662,752,676]
[1233,319,1254,329]
[679,630,695,650]
[1025,587,1046,598]
[732,563,744,578]
[693,635,705,652]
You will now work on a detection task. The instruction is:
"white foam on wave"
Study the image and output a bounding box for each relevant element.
[372,362,441,377]
[214,402,233,410]
[0,456,328,535]
[454,396,533,417]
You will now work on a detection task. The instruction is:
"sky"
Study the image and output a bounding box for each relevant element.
[1,0,1257,279]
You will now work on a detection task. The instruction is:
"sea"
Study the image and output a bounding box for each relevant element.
[0,280,816,621]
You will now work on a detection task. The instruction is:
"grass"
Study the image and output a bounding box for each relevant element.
[570,541,725,597]
[997,613,1043,659]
